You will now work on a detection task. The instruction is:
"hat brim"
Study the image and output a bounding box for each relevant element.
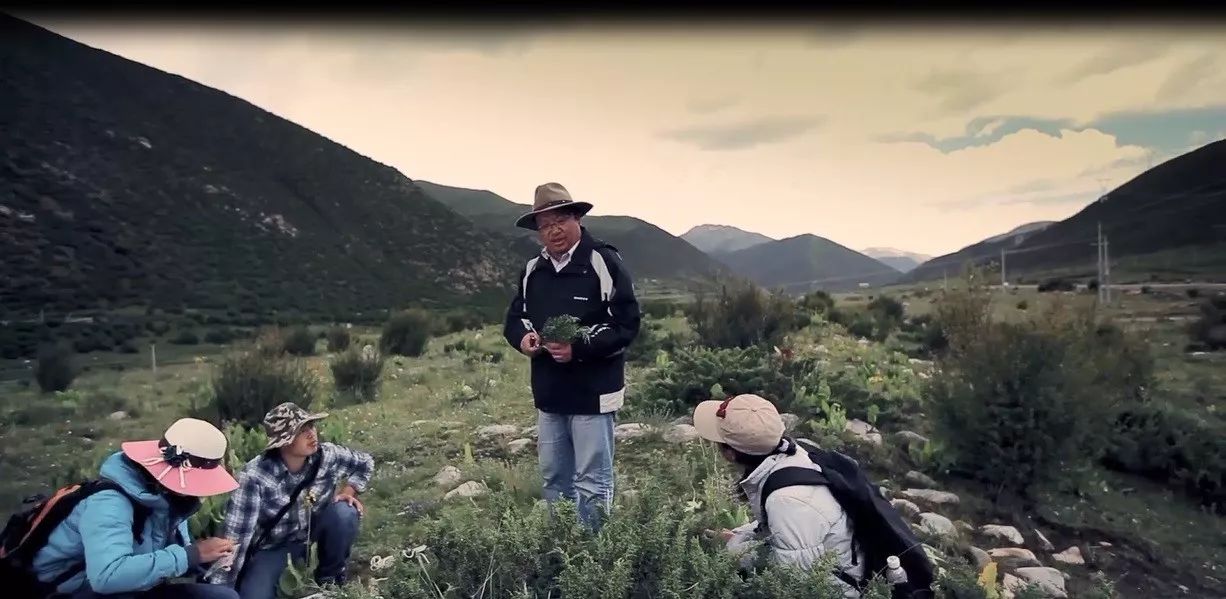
[515,201,594,230]
[692,400,729,445]
[121,440,239,497]
[264,411,330,450]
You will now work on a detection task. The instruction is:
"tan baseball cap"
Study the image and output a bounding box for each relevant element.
[692,394,786,456]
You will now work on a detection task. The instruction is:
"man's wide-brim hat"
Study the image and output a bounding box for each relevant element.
[263,401,329,450]
[121,418,240,497]
[515,182,594,230]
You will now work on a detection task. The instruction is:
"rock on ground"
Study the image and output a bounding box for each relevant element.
[988,547,1041,569]
[844,419,883,445]
[664,424,699,444]
[780,413,800,431]
[1034,529,1056,551]
[900,488,961,507]
[108,411,128,421]
[905,470,939,488]
[433,466,463,489]
[1002,573,1025,599]
[1014,567,1068,598]
[671,415,694,426]
[444,481,489,500]
[955,520,975,537]
[894,430,930,449]
[614,423,650,440]
[981,524,1025,545]
[969,546,992,570]
[508,438,534,455]
[1052,546,1085,565]
[891,499,922,519]
[919,513,956,539]
[521,426,538,438]
[476,424,519,439]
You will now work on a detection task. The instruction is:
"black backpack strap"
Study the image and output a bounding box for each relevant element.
[760,466,865,588]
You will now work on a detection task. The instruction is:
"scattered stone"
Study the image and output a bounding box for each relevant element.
[476,424,519,439]
[1034,529,1055,551]
[955,520,975,537]
[521,426,538,438]
[878,486,893,500]
[614,423,650,440]
[969,546,992,570]
[919,513,956,539]
[891,499,922,518]
[433,466,463,490]
[1098,541,1112,548]
[664,424,699,444]
[905,470,939,488]
[108,411,128,421]
[1052,546,1085,565]
[900,488,960,506]
[981,524,1025,545]
[1001,573,1025,599]
[988,547,1041,569]
[780,413,800,431]
[671,415,694,426]
[844,419,883,445]
[894,430,930,449]
[444,481,488,500]
[508,439,534,455]
[1014,567,1068,598]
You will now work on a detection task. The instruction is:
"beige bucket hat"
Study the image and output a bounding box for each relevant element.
[693,394,786,456]
[515,182,594,230]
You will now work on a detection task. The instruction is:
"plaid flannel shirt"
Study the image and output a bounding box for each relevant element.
[207,442,374,586]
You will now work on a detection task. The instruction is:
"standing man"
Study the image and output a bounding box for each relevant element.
[504,182,641,532]
[207,403,374,599]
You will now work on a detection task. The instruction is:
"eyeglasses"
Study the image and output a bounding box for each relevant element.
[536,216,573,233]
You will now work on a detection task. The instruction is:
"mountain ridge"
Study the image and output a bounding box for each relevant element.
[681,224,775,254]
[715,233,901,293]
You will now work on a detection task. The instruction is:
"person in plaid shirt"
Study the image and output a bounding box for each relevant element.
[206,402,374,598]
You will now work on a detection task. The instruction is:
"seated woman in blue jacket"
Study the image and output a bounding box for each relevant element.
[31,418,242,598]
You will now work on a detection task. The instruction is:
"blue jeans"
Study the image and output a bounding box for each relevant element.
[537,410,616,531]
[233,501,361,599]
[70,583,238,599]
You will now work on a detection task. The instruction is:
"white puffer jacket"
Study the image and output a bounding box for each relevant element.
[725,445,865,598]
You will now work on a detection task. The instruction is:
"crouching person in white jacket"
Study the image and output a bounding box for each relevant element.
[694,394,865,599]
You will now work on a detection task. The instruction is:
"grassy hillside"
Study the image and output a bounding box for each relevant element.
[0,16,522,329]
[681,223,775,254]
[716,234,902,292]
[415,180,729,285]
[905,140,1226,284]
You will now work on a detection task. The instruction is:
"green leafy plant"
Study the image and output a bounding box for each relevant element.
[540,314,587,344]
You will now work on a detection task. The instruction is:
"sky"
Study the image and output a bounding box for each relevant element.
[25,15,1226,257]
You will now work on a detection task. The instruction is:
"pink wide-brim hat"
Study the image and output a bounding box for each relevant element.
[122,418,239,497]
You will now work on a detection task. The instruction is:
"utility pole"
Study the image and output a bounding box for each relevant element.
[1104,233,1111,305]
[1096,222,1104,303]
[1000,248,1007,289]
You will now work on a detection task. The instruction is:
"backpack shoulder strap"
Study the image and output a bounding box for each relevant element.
[521,256,542,308]
[759,466,829,524]
[93,480,150,543]
[588,249,614,304]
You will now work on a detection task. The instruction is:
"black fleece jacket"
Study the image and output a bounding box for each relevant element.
[503,228,641,415]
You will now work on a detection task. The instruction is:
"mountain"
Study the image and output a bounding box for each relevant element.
[903,140,1226,284]
[416,181,729,284]
[0,15,526,323]
[861,247,934,273]
[681,224,774,254]
[715,234,902,293]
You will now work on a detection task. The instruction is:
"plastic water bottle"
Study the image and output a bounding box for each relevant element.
[885,555,908,585]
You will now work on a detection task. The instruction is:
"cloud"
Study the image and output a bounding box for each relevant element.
[686,95,741,115]
[1156,54,1218,101]
[658,115,824,151]
[911,67,1007,113]
[1058,43,1170,83]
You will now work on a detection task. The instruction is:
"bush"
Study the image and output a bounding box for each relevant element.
[330,345,386,402]
[927,271,1152,504]
[204,351,319,428]
[1105,404,1225,514]
[380,309,431,357]
[1187,288,1201,299]
[1016,300,1029,310]
[204,328,235,344]
[640,299,679,319]
[1036,277,1075,293]
[867,295,905,334]
[282,326,317,356]
[115,341,139,354]
[847,315,877,340]
[443,309,487,334]
[35,343,76,393]
[253,327,286,356]
[1188,296,1226,350]
[638,345,795,416]
[799,290,835,315]
[326,326,352,352]
[171,329,200,345]
[686,280,804,349]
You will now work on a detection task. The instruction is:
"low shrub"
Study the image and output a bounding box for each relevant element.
[1016,300,1029,310]
[34,343,76,393]
[640,298,679,319]
[638,345,795,416]
[326,326,352,352]
[686,280,805,350]
[1104,404,1225,514]
[444,309,486,334]
[204,350,319,428]
[204,328,235,344]
[115,341,139,354]
[1036,277,1075,293]
[282,326,317,356]
[381,309,431,357]
[171,329,200,345]
[330,345,386,402]
[1187,295,1226,350]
